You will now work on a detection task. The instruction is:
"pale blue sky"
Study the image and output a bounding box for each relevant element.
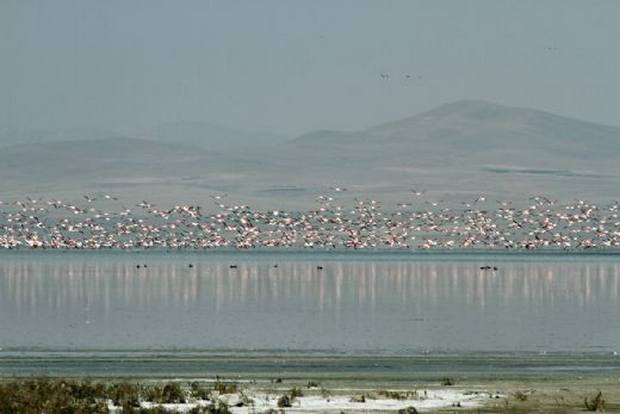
[1,0,619,136]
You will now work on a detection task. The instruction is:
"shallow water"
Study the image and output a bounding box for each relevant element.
[1,251,619,376]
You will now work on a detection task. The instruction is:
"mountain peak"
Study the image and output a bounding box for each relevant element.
[365,100,527,135]
[420,100,525,120]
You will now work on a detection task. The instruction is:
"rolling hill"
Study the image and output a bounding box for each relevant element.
[138,121,288,151]
[1,100,619,208]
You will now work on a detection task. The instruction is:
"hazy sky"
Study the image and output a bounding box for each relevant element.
[1,0,619,136]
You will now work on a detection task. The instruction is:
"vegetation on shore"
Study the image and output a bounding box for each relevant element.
[0,378,230,414]
[0,377,618,413]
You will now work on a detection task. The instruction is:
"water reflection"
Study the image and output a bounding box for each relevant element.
[0,255,619,352]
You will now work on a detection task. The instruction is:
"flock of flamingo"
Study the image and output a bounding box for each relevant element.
[0,192,619,250]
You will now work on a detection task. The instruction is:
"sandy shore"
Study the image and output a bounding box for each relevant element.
[138,388,493,413]
[105,376,620,412]
[2,373,620,412]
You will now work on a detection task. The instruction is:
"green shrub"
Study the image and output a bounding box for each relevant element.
[584,391,605,411]
[350,394,366,403]
[441,377,455,386]
[107,382,141,409]
[377,390,409,400]
[277,394,292,408]
[514,391,528,401]
[0,378,108,414]
[141,384,163,402]
[190,382,212,400]
[290,386,303,398]
[161,382,186,403]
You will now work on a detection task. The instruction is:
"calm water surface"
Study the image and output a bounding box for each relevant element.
[1,251,619,376]
[2,251,620,353]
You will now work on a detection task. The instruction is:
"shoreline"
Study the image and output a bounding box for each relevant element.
[2,247,620,254]
[1,375,618,413]
[2,352,620,378]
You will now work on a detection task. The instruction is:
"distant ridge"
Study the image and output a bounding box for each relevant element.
[291,100,620,163]
[0,138,211,182]
[1,100,619,206]
[375,100,620,131]
[139,121,288,151]
[0,127,123,147]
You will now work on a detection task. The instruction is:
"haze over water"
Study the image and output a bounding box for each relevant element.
[1,252,619,355]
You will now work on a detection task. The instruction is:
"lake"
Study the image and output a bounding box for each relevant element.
[1,250,619,377]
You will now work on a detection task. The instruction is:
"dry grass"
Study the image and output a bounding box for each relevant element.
[0,378,240,414]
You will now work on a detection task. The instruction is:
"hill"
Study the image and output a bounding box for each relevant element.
[0,138,280,206]
[0,127,123,147]
[138,121,288,151]
[282,100,620,204]
[1,101,619,207]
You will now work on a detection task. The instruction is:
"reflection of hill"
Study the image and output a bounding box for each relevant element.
[1,255,619,352]
[3,259,619,311]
